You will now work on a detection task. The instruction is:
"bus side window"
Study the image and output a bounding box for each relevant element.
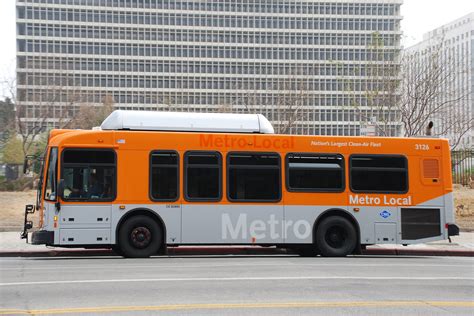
[184,151,222,201]
[286,153,344,192]
[227,152,281,202]
[61,149,116,201]
[150,151,179,201]
[350,155,408,193]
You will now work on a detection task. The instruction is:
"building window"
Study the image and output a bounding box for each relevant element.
[286,153,344,192]
[184,151,222,201]
[350,155,408,193]
[150,151,179,201]
[227,152,281,202]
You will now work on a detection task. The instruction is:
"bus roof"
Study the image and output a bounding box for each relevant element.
[100,110,275,134]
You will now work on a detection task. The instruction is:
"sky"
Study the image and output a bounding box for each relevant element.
[1,0,474,100]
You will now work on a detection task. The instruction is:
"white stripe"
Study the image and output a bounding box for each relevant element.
[0,262,472,271]
[1,276,473,287]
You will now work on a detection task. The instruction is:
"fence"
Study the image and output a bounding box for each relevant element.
[451,150,474,186]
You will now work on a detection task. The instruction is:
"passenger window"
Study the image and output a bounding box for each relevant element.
[62,149,116,201]
[350,155,408,193]
[287,153,344,192]
[150,151,179,201]
[185,151,221,201]
[228,153,281,202]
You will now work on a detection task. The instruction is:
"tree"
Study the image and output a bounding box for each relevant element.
[401,33,472,149]
[66,94,115,130]
[3,65,81,157]
[1,135,23,164]
[0,98,15,145]
[337,32,402,137]
[216,72,308,135]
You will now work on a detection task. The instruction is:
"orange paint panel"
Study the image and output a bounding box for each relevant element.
[48,129,451,208]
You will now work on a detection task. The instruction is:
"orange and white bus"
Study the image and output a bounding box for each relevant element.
[22,110,459,257]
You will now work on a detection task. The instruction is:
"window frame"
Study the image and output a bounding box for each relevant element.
[285,152,345,193]
[184,150,222,202]
[149,150,180,202]
[349,154,409,194]
[60,148,117,202]
[44,147,58,202]
[227,151,282,203]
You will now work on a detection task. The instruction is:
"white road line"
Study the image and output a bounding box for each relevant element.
[1,276,473,287]
[0,262,472,271]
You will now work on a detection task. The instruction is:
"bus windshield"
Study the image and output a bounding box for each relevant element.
[44,148,58,201]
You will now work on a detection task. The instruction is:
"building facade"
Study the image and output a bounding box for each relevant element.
[406,13,474,149]
[17,0,402,135]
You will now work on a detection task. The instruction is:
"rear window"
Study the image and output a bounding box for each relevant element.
[350,155,408,193]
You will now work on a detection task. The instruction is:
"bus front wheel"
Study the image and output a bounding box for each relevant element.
[118,215,163,258]
[316,216,357,257]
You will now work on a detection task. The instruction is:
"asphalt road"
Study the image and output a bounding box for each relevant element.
[0,254,473,315]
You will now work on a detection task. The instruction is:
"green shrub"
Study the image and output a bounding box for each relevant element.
[0,177,34,191]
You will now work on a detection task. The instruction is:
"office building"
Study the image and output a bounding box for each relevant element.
[17,0,403,135]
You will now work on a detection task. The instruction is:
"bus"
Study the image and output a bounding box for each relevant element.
[22,110,459,258]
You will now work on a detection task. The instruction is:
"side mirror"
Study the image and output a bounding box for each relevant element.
[55,179,65,212]
[57,179,65,199]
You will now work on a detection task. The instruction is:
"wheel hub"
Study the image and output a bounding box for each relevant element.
[325,226,346,249]
[130,227,152,249]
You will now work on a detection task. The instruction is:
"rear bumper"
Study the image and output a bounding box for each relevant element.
[447,224,460,237]
[31,230,54,246]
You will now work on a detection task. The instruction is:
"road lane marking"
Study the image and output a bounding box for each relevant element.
[0,262,472,271]
[1,301,473,314]
[1,276,473,287]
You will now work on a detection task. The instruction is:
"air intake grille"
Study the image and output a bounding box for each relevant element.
[401,208,441,240]
[423,159,439,178]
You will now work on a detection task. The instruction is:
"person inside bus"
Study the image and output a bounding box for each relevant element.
[87,173,103,199]
[101,181,113,199]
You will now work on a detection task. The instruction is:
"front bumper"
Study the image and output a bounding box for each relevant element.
[31,230,54,245]
[447,223,460,237]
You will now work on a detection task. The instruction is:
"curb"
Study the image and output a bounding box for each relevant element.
[0,246,473,257]
[361,248,474,257]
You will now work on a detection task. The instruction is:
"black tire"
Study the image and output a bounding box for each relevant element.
[295,246,319,257]
[112,245,124,256]
[118,215,163,258]
[316,216,357,257]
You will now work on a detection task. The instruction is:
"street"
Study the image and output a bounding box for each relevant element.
[0,254,473,315]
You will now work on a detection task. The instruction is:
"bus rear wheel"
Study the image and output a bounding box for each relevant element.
[118,215,163,258]
[294,246,319,257]
[316,216,357,257]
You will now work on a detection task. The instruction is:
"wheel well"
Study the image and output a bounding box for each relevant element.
[116,208,167,254]
[313,209,361,253]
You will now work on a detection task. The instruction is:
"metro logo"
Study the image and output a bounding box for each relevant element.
[200,134,295,149]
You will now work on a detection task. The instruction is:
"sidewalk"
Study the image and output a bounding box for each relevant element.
[0,231,473,257]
